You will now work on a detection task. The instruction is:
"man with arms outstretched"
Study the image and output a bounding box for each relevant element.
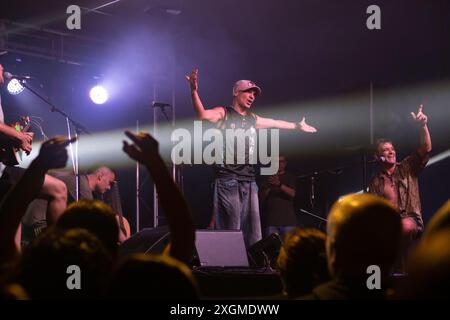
[186,68,317,246]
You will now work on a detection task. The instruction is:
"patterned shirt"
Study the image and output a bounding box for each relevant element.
[368,151,429,232]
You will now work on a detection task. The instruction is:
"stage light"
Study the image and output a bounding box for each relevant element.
[7,79,25,95]
[89,85,109,104]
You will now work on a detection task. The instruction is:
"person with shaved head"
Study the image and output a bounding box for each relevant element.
[22,166,130,243]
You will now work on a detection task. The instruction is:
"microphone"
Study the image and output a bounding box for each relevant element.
[368,156,385,164]
[152,101,171,108]
[3,71,32,80]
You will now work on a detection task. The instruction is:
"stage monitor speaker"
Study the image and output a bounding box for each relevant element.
[195,230,249,267]
[247,233,282,268]
[119,226,170,258]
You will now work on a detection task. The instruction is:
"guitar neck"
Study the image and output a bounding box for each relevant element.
[110,182,126,231]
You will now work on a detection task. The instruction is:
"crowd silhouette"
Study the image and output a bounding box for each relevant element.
[0,131,448,300]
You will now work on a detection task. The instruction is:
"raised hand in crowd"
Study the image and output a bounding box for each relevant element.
[0,136,74,263]
[123,130,195,264]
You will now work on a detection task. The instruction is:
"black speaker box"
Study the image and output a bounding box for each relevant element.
[247,233,283,268]
[120,228,252,269]
[119,226,170,257]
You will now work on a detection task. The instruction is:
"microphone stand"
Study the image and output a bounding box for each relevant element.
[159,106,171,122]
[363,152,368,193]
[296,153,382,222]
[18,79,90,200]
[298,209,328,222]
[297,157,381,181]
[152,101,176,228]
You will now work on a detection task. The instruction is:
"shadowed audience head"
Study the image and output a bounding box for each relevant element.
[57,199,119,257]
[327,193,402,282]
[398,229,450,299]
[18,227,112,299]
[108,253,199,300]
[277,228,330,298]
[422,200,450,240]
[0,283,29,300]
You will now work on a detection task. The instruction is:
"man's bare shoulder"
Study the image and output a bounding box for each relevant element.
[210,106,226,118]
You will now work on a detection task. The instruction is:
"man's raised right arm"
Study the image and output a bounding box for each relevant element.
[123,130,195,264]
[186,68,224,123]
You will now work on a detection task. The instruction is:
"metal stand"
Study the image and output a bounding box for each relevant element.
[152,98,176,228]
[366,82,374,193]
[363,152,368,193]
[134,80,177,231]
[18,79,90,200]
[297,152,381,225]
[135,120,140,232]
[298,209,328,222]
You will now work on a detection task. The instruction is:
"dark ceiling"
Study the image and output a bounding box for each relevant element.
[2,0,449,97]
[1,0,449,227]
[1,0,449,141]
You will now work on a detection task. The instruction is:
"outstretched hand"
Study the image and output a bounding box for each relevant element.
[123,130,159,166]
[299,117,317,133]
[411,104,428,126]
[35,136,75,170]
[185,68,198,92]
